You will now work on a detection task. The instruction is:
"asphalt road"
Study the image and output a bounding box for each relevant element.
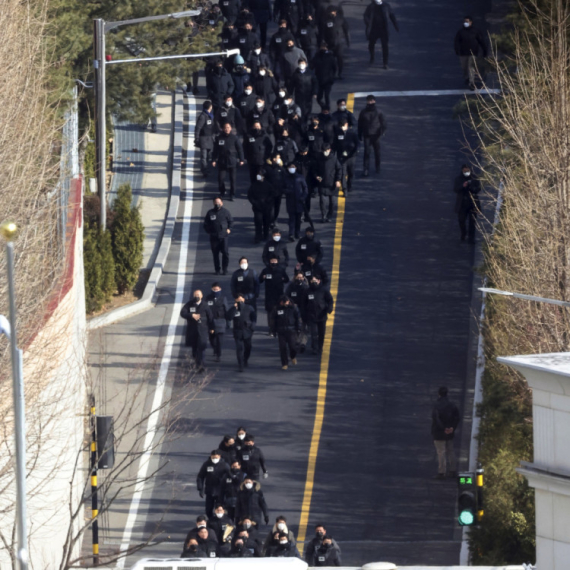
[93,0,491,565]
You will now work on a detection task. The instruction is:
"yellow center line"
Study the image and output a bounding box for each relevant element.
[297,94,353,553]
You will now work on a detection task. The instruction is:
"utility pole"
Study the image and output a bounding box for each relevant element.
[93,19,106,230]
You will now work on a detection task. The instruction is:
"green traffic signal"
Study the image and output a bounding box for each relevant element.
[459,509,475,526]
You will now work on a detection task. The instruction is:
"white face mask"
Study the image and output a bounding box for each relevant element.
[277,523,285,530]
[240,263,248,270]
[225,100,232,107]
[279,91,286,98]
[288,167,296,174]
[299,65,307,71]
[259,70,266,76]
[279,540,288,545]
[324,150,331,156]
[464,22,470,27]
[255,49,261,54]
[273,235,281,242]
[211,457,220,464]
[245,88,252,95]
[375,0,382,4]
[238,433,246,439]
[339,105,346,111]
[463,171,471,177]
[215,512,224,518]
[245,483,253,489]
[256,174,263,181]
[255,101,264,108]
[244,522,251,528]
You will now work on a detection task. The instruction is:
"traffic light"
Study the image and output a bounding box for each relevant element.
[457,471,482,526]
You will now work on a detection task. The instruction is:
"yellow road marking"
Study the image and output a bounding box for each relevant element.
[297,95,352,550]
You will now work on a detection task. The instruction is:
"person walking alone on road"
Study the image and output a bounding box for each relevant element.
[205,282,229,362]
[453,164,481,243]
[180,289,214,371]
[203,196,234,275]
[358,94,387,176]
[363,0,399,69]
[227,295,256,372]
[269,295,301,370]
[432,386,460,479]
[196,449,231,517]
[454,16,487,90]
[212,122,245,200]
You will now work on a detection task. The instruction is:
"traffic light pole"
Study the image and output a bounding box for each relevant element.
[90,396,99,565]
[93,18,107,230]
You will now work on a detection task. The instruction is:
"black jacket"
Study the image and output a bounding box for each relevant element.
[314,543,341,566]
[238,444,267,479]
[208,514,235,544]
[284,171,309,214]
[305,126,328,157]
[269,28,296,62]
[197,457,231,497]
[358,103,387,138]
[314,152,342,192]
[251,73,279,108]
[288,68,318,103]
[212,132,245,168]
[227,302,256,338]
[244,130,274,165]
[248,179,276,211]
[207,67,235,108]
[274,137,298,165]
[205,291,229,333]
[454,25,487,57]
[295,235,323,264]
[219,0,241,23]
[248,0,272,24]
[453,173,481,213]
[221,469,246,508]
[259,265,290,311]
[229,543,255,557]
[332,128,359,162]
[303,284,334,322]
[247,50,272,76]
[203,206,234,240]
[268,542,301,558]
[299,260,329,286]
[236,92,257,117]
[247,103,277,133]
[269,303,301,334]
[297,20,319,53]
[236,30,259,58]
[218,439,238,466]
[285,278,309,310]
[331,108,356,129]
[311,49,337,85]
[194,110,216,150]
[215,104,245,135]
[262,238,290,267]
[320,14,350,48]
[180,300,213,345]
[231,268,260,300]
[431,396,460,440]
[305,535,341,565]
[364,2,399,40]
[235,480,269,524]
[265,162,286,196]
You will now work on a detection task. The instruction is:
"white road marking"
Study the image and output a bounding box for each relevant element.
[352,88,501,98]
[116,92,196,568]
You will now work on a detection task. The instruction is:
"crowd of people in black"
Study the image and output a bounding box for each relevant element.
[181,428,341,565]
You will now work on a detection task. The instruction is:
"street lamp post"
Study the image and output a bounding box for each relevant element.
[0,221,28,570]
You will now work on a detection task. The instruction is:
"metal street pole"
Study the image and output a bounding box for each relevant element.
[93,19,107,230]
[0,221,28,570]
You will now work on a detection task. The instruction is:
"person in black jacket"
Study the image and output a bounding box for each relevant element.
[295,226,323,264]
[432,386,460,478]
[312,43,337,110]
[303,276,334,354]
[209,504,235,553]
[314,537,341,566]
[247,43,272,75]
[205,282,229,361]
[314,144,342,222]
[274,0,302,35]
[259,256,290,318]
[197,450,231,517]
[238,434,268,480]
[297,15,319,63]
[227,296,256,371]
[180,290,214,370]
[181,537,209,558]
[333,118,359,193]
[212,122,245,200]
[231,257,260,312]
[269,532,301,557]
[319,7,350,79]
[363,0,399,68]
[453,164,481,243]
[262,228,290,267]
[265,155,286,224]
[221,459,246,520]
[203,196,234,275]
[234,529,262,556]
[299,254,329,287]
[247,94,277,132]
[220,0,240,25]
[454,16,487,90]
[269,295,301,369]
[215,94,246,135]
[244,121,274,183]
[207,59,235,111]
[269,20,296,67]
[304,523,341,565]
[248,0,272,48]
[285,273,309,328]
[184,515,217,545]
[194,100,216,177]
[248,169,275,243]
[235,516,261,545]
[218,434,237,466]
[235,478,270,526]
[288,59,317,118]
[331,98,356,128]
[229,536,255,557]
[357,94,387,176]
[283,162,309,239]
[236,83,256,118]
[195,527,221,558]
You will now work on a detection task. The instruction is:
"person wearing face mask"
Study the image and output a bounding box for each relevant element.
[219,23,239,56]
[248,168,276,243]
[197,450,231,518]
[363,0,399,69]
[295,226,323,264]
[262,228,290,267]
[333,117,359,193]
[207,59,235,111]
[230,258,260,312]
[235,427,248,450]
[194,100,216,178]
[269,532,301,558]
[244,121,273,183]
[221,460,246,520]
[235,7,257,32]
[259,255,290,320]
[314,143,342,223]
[269,295,301,369]
[272,87,288,117]
[230,54,252,99]
[195,526,221,558]
[233,529,261,556]
[205,282,229,362]
[283,161,309,239]
[184,515,220,545]
[357,94,387,176]
[181,537,208,558]
[248,0,272,48]
[208,504,235,552]
[217,434,238,466]
[305,523,341,565]
[265,153,286,224]
[453,164,481,243]
[274,0,302,35]
[203,196,234,275]
[212,122,245,199]
[247,42,272,76]
[299,253,329,287]
[311,42,337,110]
[219,0,240,25]
[314,536,341,566]
[317,105,335,140]
[288,58,318,118]
[227,295,256,372]
[263,516,297,554]
[236,22,259,59]
[229,536,255,557]
[180,289,214,371]
[236,516,261,545]
[235,477,270,526]
[247,94,277,132]
[285,272,309,319]
[215,95,245,135]
[331,98,355,128]
[279,40,307,84]
[319,6,350,80]
[238,434,268,481]
[303,276,334,354]
[454,16,487,91]
[269,20,296,69]
[274,129,299,166]
[296,15,319,63]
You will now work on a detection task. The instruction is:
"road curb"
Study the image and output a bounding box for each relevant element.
[87,89,184,331]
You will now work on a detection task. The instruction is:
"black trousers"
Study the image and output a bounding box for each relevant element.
[341,158,355,191]
[191,338,208,366]
[319,189,335,219]
[458,208,477,242]
[317,82,334,109]
[309,320,327,353]
[273,195,282,223]
[298,97,314,119]
[369,35,390,65]
[205,494,217,518]
[363,135,381,170]
[278,330,297,365]
[200,147,212,174]
[235,335,252,369]
[288,212,303,238]
[253,207,273,240]
[218,166,237,197]
[332,44,346,77]
[210,236,229,272]
[259,22,268,48]
[209,332,224,357]
[186,70,200,91]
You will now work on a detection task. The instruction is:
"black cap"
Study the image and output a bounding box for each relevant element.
[366,94,375,102]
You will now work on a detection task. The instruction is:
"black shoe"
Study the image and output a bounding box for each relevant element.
[325,217,331,223]
[215,355,221,363]
[238,366,244,373]
[288,235,295,242]
[192,87,200,95]
[320,217,326,223]
[369,53,374,64]
[215,270,220,275]
[376,166,381,174]
[244,360,249,367]
[337,75,344,80]
[383,64,388,70]
[228,196,234,201]
[222,268,228,275]
[363,169,369,177]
